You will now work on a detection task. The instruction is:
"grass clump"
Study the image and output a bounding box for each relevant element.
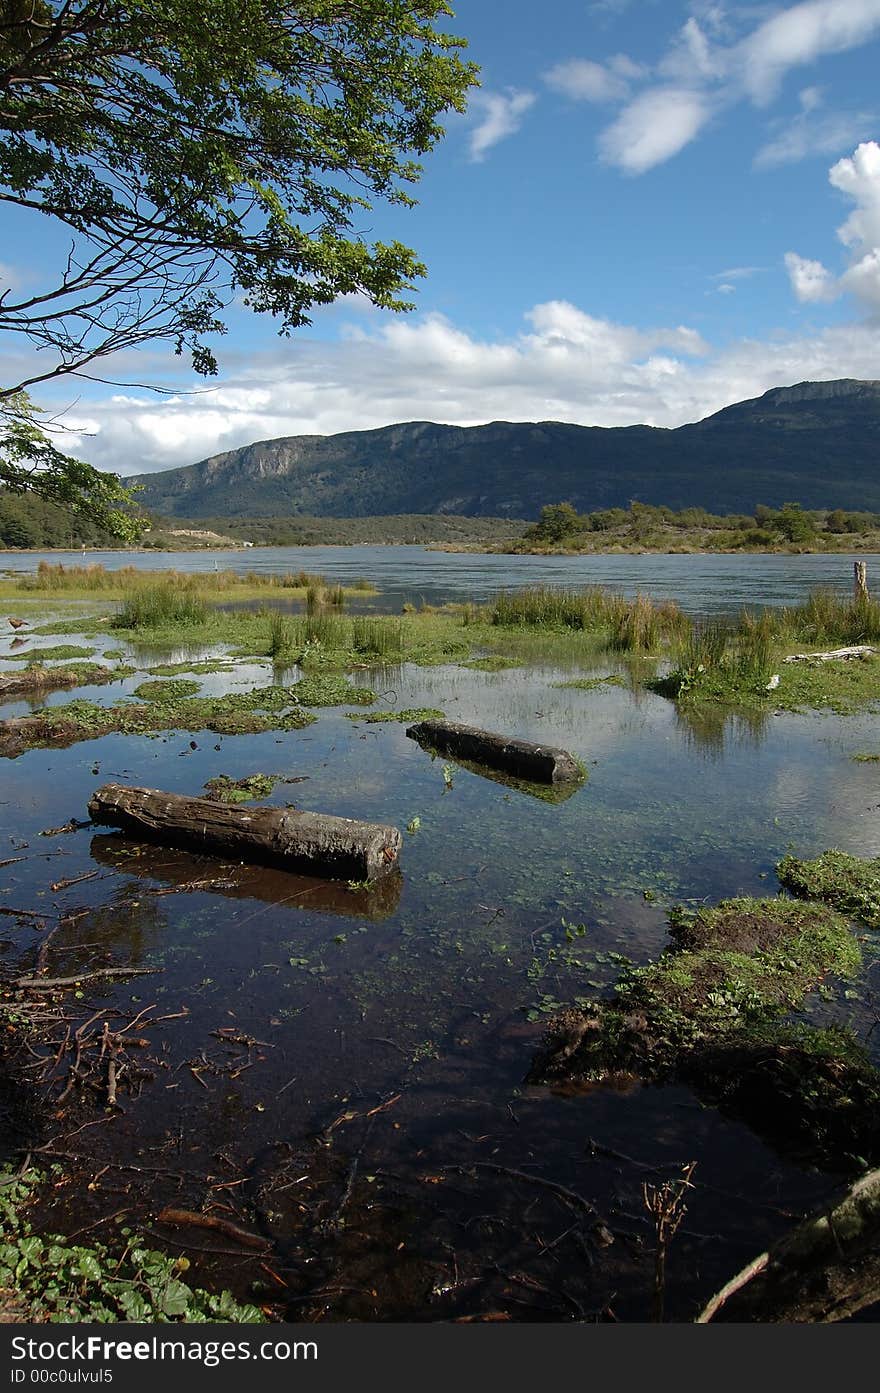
[133,679,202,702]
[204,773,278,803]
[114,584,209,630]
[490,585,686,653]
[0,1167,265,1323]
[351,616,405,659]
[777,850,880,929]
[776,589,880,646]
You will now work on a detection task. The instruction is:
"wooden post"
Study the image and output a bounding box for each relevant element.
[854,561,869,602]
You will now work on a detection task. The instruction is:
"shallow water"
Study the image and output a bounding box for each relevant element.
[1,569,879,1321]
[5,544,880,613]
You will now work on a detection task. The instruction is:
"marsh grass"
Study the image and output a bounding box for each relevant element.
[351,616,405,658]
[114,585,208,630]
[763,589,880,647]
[490,585,686,651]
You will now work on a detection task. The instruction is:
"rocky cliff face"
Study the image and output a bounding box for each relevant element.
[132,380,880,519]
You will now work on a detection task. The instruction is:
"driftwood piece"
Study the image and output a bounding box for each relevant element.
[88,783,402,881]
[406,718,583,785]
[783,645,875,663]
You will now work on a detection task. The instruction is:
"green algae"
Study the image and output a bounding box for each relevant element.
[145,659,237,676]
[343,706,445,723]
[460,656,522,672]
[133,678,202,701]
[532,897,860,1083]
[0,683,317,756]
[288,674,376,706]
[553,675,626,691]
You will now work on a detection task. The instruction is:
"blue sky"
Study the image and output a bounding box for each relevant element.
[3,0,880,476]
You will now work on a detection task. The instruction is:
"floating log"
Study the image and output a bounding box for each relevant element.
[783,645,875,663]
[406,718,583,785]
[88,784,401,881]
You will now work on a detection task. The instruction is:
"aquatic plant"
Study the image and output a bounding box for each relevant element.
[0,1168,266,1323]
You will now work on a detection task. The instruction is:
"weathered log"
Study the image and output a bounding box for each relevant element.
[406,718,583,785]
[783,645,875,663]
[88,784,401,881]
[855,560,869,602]
[89,834,403,920]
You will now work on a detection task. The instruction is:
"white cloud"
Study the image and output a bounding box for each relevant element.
[786,141,880,312]
[544,54,642,103]
[468,89,536,162]
[598,87,710,173]
[575,0,880,174]
[716,283,737,294]
[48,298,880,478]
[713,266,762,281]
[737,0,880,105]
[754,106,876,166]
[784,250,838,300]
[659,18,723,83]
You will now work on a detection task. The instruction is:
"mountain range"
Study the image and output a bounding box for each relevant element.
[132,379,880,520]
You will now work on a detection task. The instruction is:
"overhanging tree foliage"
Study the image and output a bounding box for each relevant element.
[1,392,142,538]
[0,0,476,534]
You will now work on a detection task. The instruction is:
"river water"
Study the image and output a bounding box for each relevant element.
[4,544,879,614]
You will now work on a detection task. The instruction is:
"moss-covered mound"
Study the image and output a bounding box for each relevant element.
[689,1024,880,1172]
[203,773,279,803]
[777,850,880,929]
[531,898,859,1082]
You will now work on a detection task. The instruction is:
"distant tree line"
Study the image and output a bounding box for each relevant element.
[523,501,880,547]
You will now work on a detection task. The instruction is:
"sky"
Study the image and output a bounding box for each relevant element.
[2,0,880,477]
